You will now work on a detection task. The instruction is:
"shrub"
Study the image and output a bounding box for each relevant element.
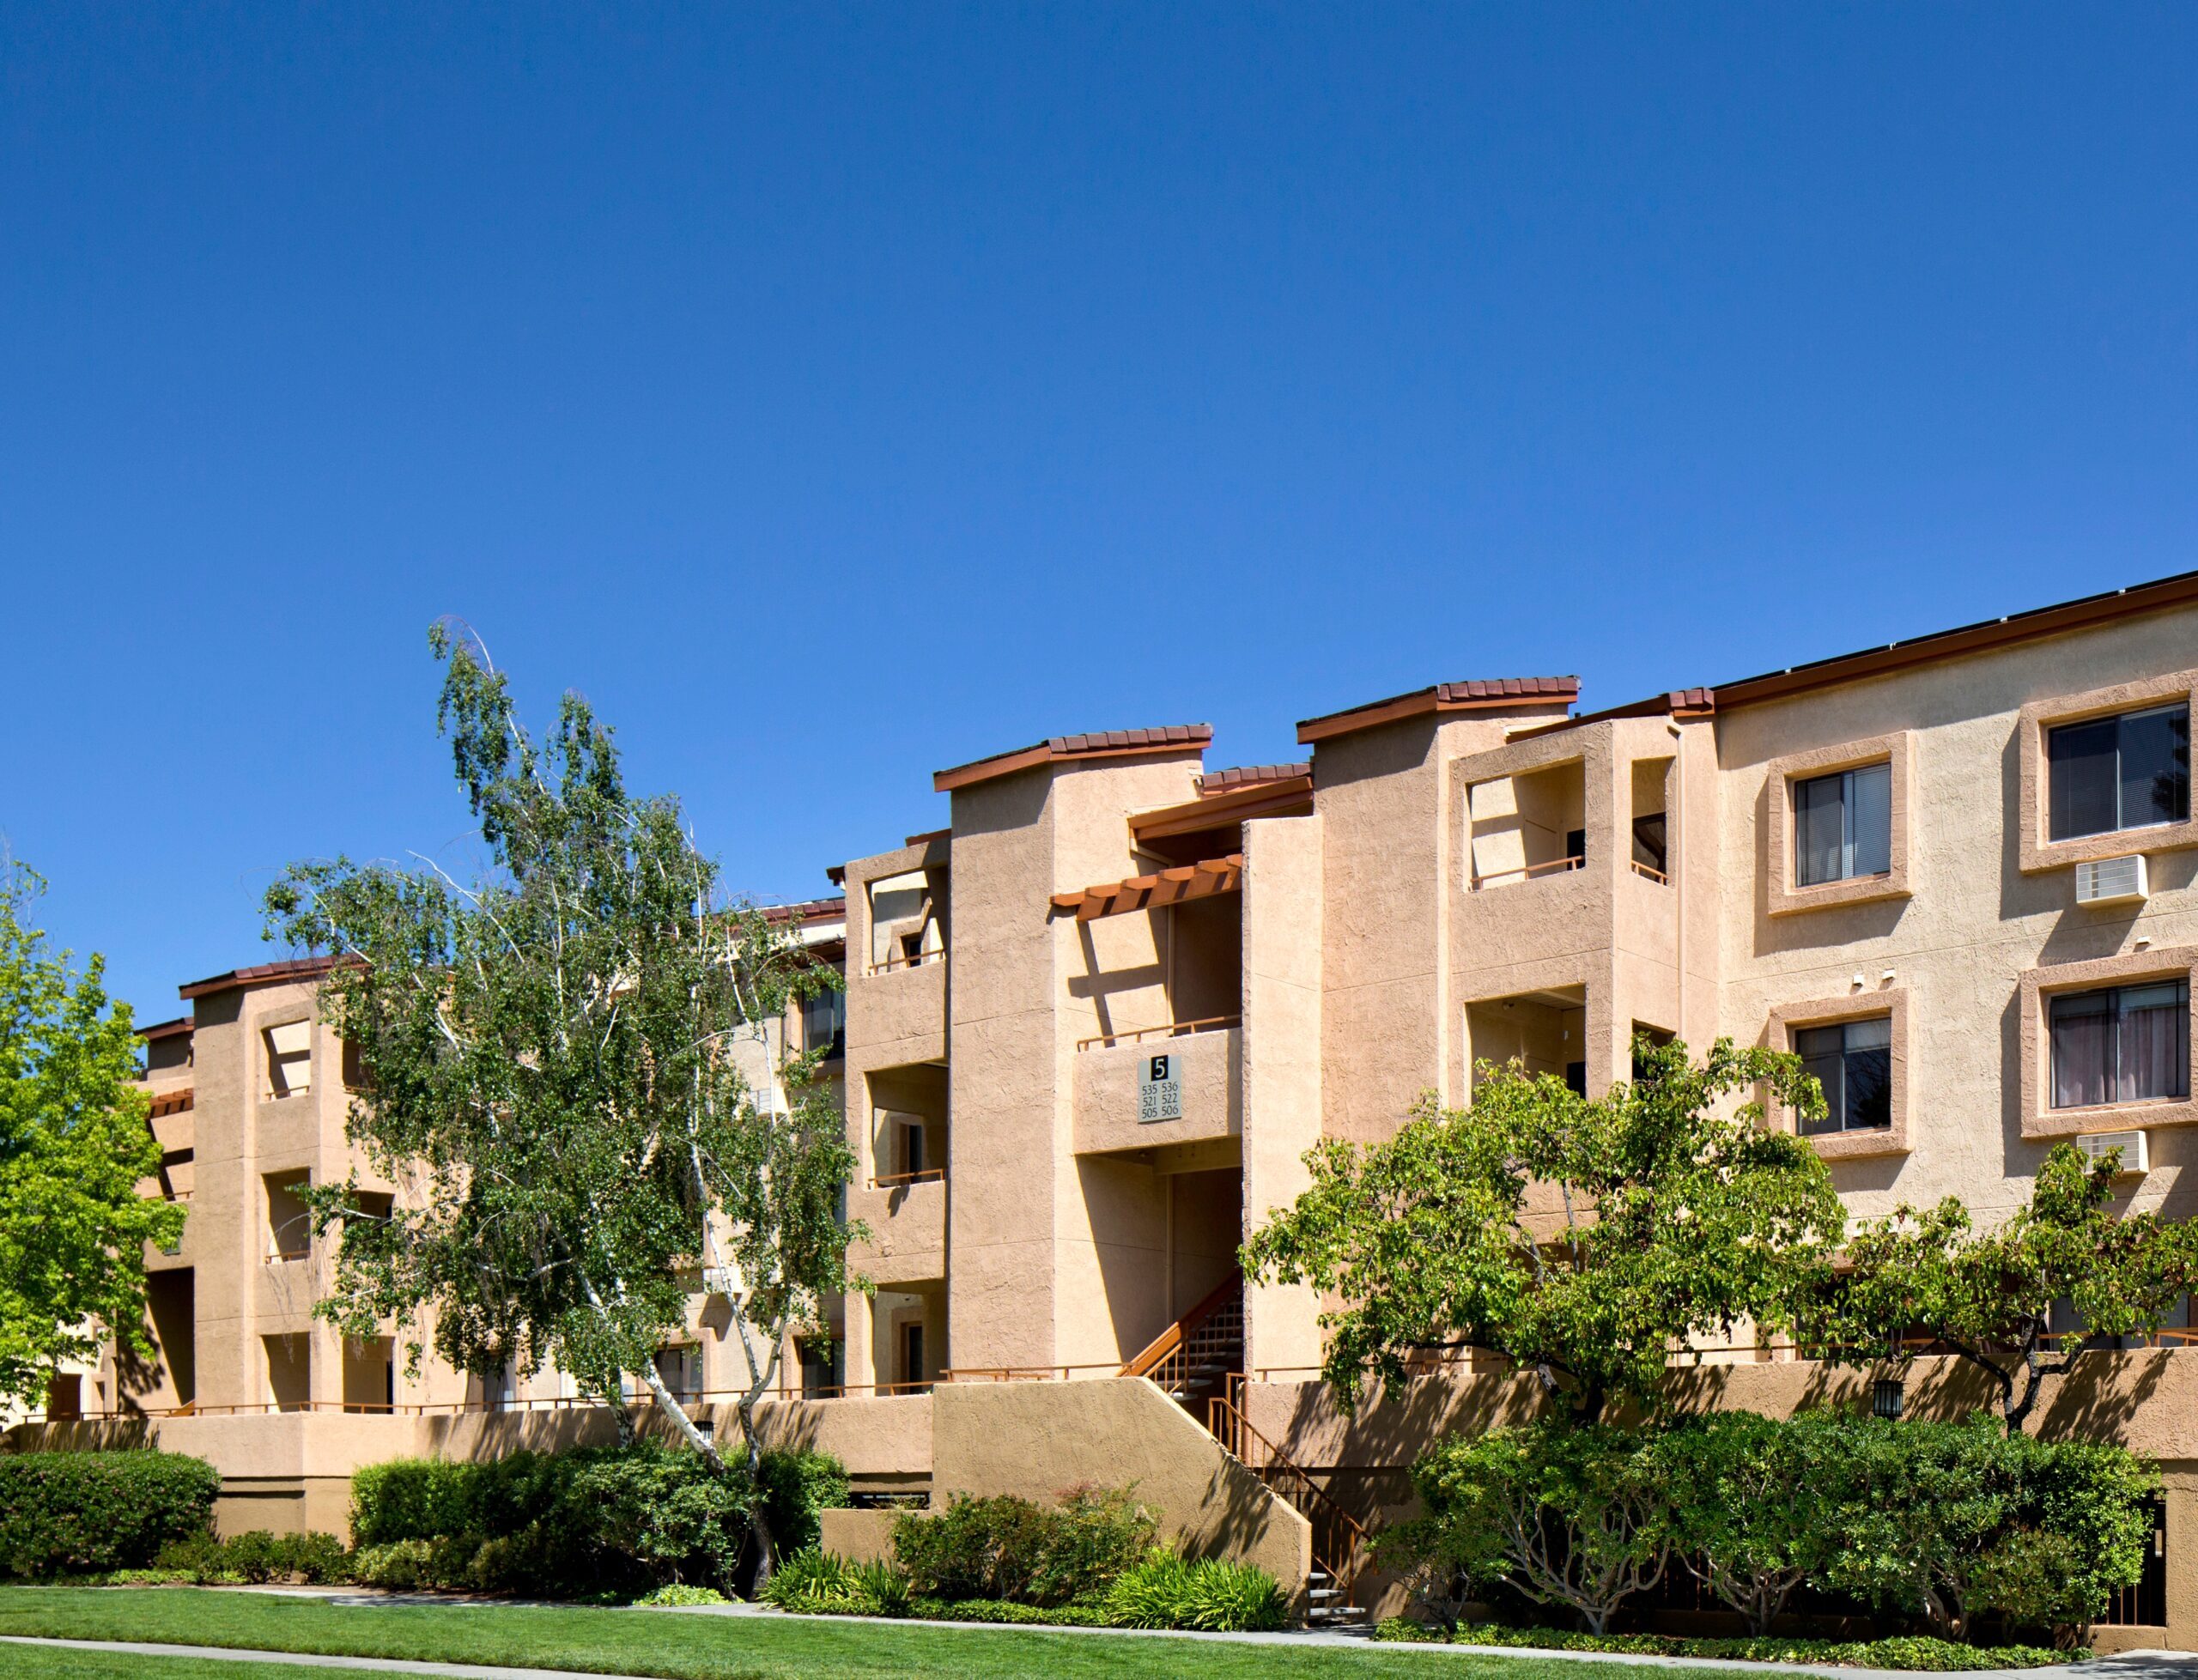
[1103,1550,1195,1628]
[764,1548,912,1616]
[891,1484,1157,1607]
[914,1597,1113,1627]
[345,1443,842,1598]
[1178,1558,1290,1632]
[1102,1550,1287,1632]
[1368,1620,2077,1670]
[0,1449,221,1577]
[282,1530,351,1585]
[757,1450,850,1558]
[216,1530,290,1584]
[634,1581,730,1606]
[350,1538,440,1590]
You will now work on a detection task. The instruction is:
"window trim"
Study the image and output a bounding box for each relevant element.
[2019,946,2198,1140]
[1765,990,1910,1160]
[1764,732,1915,917]
[2018,671,2198,873]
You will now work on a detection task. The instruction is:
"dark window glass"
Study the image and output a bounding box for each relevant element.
[1631,814,1668,875]
[2049,980,2189,1109]
[2049,705,2189,841]
[1794,763,1892,887]
[1564,828,1587,864]
[802,989,846,1058]
[1563,1061,1588,1096]
[1794,1016,1893,1134]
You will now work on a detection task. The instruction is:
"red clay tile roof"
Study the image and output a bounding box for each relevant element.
[1296,677,1578,744]
[934,725,1212,792]
[1198,762,1310,795]
[177,955,339,1000]
[762,896,847,926]
[138,1016,193,1041]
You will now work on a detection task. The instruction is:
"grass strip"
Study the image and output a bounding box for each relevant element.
[0,1588,1745,1680]
[0,1642,415,1680]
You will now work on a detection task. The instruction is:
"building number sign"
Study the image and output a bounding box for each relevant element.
[1138,1052,1182,1123]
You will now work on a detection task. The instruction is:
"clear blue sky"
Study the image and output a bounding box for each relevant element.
[5,5,2197,1022]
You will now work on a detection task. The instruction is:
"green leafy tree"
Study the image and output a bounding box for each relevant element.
[1242,1038,1843,1419]
[262,627,863,1586]
[1380,1418,1672,1634]
[1655,1410,1845,1635]
[1814,1141,2198,1434]
[0,864,186,1408]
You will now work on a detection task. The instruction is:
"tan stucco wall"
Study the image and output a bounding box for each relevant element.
[1072,1028,1240,1157]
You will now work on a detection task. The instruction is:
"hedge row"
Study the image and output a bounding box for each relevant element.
[1371,1620,2077,1670]
[0,1451,220,1576]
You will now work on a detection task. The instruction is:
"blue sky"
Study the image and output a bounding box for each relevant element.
[5,4,2197,1022]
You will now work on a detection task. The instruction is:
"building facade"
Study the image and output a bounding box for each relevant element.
[28,567,2198,1638]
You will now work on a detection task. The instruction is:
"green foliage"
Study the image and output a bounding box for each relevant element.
[756,1449,850,1558]
[1104,1550,1289,1632]
[890,1486,1157,1608]
[1817,1142,2198,1432]
[1652,1410,1846,1634]
[0,1450,219,1577]
[345,1443,846,1598]
[632,1582,730,1607]
[763,1549,913,1617]
[0,866,188,1406]
[911,1598,1115,1627]
[1242,1037,1843,1418]
[1383,1418,1671,1635]
[262,628,863,1576]
[1369,1620,2077,1669]
[349,1538,447,1591]
[1389,1411,2154,1643]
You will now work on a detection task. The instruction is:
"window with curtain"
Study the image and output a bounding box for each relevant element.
[1794,1016,1892,1134]
[2050,980,2189,1109]
[802,989,845,1058]
[2048,703,2190,841]
[1794,763,1892,887]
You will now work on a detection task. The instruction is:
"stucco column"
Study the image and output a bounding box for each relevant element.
[843,1288,877,1393]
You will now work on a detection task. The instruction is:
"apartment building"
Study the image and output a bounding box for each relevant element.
[27,567,2198,1637]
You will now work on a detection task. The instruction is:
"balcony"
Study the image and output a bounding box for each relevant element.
[848,1172,945,1286]
[1074,1020,1242,1159]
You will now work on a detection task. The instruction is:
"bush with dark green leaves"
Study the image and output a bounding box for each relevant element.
[891,1484,1157,1607]
[1387,1410,2154,1645]
[345,1442,847,1598]
[763,1548,913,1616]
[0,1449,221,1577]
[1370,1620,2076,1670]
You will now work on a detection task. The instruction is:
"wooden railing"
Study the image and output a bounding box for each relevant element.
[1629,859,1670,884]
[1120,1272,1242,1392]
[1469,855,1585,890]
[868,1168,945,1189]
[1208,1374,1370,1604]
[865,948,945,976]
[1078,1014,1241,1052]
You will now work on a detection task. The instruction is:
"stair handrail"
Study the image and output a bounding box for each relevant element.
[1120,1271,1242,1379]
[1206,1374,1370,1602]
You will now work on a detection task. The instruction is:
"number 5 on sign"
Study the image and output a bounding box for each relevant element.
[1138,1052,1181,1122]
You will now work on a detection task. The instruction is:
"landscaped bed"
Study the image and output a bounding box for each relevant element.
[1371,1619,2076,1671]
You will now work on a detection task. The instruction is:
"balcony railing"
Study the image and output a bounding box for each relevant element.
[1077,1013,1241,1052]
[868,1168,945,1189]
[1469,856,1586,890]
[1630,859,1670,885]
[865,948,946,976]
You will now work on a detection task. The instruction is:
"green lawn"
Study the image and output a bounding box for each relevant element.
[0,1587,1738,1680]
[0,1642,403,1679]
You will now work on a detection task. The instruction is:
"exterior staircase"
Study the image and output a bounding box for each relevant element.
[1120,1277,1370,1629]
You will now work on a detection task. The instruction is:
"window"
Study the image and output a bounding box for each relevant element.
[1631,813,1667,876]
[1795,1016,1892,1134]
[2049,981,2189,1109]
[901,1322,926,1390]
[2049,704,2189,841]
[1794,763,1892,887]
[264,1021,312,1099]
[798,1337,844,1399]
[802,990,845,1058]
[653,1343,702,1401]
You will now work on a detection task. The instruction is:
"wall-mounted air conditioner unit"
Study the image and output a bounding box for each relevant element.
[2074,855,2147,906]
[2074,1130,2149,1174]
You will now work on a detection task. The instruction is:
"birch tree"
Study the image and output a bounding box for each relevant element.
[263,625,862,1584]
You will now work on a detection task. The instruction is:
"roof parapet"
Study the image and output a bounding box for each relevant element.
[1296,677,1578,745]
[933,725,1211,793]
